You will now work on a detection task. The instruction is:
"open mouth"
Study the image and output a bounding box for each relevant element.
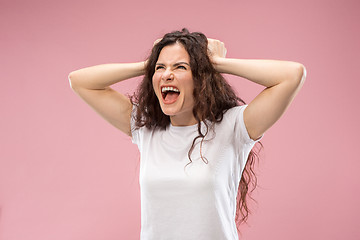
[161,86,180,104]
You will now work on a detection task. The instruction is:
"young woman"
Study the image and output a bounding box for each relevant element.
[68,28,306,240]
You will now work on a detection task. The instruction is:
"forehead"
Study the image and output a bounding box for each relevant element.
[157,43,190,64]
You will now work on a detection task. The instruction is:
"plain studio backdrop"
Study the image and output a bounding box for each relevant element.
[1,0,359,239]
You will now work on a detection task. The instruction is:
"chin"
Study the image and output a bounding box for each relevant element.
[160,106,179,117]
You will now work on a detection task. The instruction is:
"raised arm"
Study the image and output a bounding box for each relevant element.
[68,62,146,136]
[208,39,306,140]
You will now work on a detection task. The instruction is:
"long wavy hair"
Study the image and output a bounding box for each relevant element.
[131,28,263,231]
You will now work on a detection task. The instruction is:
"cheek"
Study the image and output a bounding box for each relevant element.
[184,77,194,100]
[152,76,163,102]
[152,75,159,93]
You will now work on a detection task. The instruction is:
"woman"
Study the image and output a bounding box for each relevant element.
[68,28,306,240]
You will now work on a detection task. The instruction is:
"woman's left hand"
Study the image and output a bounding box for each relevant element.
[207,38,227,68]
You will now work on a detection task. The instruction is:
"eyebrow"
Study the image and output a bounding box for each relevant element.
[156,62,190,67]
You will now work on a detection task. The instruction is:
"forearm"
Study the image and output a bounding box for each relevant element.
[214,58,305,87]
[68,61,146,90]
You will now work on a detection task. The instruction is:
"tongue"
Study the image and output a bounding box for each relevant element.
[165,92,180,102]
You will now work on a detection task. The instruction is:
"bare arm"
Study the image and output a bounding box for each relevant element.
[208,39,306,140]
[68,62,146,136]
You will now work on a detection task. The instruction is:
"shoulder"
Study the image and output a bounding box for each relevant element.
[223,105,247,120]
[212,105,247,130]
[220,104,263,143]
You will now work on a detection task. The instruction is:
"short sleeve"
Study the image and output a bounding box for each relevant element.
[234,105,264,145]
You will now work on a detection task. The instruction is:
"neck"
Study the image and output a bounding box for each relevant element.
[170,114,198,126]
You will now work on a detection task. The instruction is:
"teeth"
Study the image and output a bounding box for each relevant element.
[161,86,180,93]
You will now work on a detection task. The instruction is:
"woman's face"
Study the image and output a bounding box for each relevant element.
[152,42,196,126]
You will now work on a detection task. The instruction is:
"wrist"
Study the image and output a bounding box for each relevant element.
[133,61,146,76]
[212,57,228,73]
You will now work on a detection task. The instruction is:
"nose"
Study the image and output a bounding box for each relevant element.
[161,68,174,81]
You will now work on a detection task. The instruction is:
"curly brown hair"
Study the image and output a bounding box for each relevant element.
[131,28,263,232]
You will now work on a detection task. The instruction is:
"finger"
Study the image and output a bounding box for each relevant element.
[153,38,162,46]
[207,38,219,42]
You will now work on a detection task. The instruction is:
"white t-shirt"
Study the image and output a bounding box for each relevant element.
[131,105,263,240]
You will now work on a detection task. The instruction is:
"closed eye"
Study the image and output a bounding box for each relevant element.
[174,62,190,70]
[155,65,165,70]
[177,65,186,70]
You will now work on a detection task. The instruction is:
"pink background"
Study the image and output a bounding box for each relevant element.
[1,0,359,239]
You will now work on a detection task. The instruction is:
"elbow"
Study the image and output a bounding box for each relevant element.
[298,64,307,83]
[291,63,307,87]
[68,72,73,89]
[68,71,78,90]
